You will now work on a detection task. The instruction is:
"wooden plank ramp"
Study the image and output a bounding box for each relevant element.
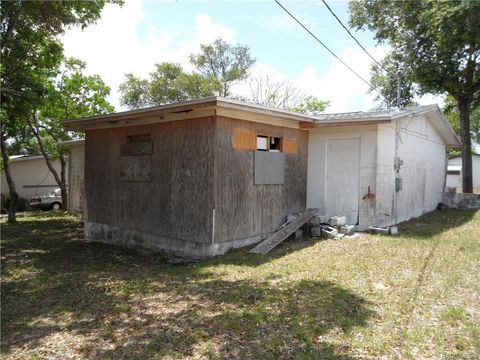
[250,209,316,254]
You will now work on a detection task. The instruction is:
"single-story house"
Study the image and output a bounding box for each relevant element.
[1,155,64,201]
[64,97,460,258]
[446,154,480,189]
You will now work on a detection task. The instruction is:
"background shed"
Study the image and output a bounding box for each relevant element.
[446,154,480,190]
[1,155,64,201]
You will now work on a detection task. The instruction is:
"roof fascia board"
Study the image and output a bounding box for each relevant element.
[8,155,46,163]
[215,107,302,129]
[216,97,315,123]
[304,119,391,128]
[68,108,217,132]
[64,98,218,130]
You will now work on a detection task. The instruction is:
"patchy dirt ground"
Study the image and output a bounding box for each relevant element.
[1,209,479,359]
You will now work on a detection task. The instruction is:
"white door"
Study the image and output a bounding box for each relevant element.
[325,138,360,224]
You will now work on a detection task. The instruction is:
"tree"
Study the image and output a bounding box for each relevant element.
[26,58,114,209]
[369,53,418,109]
[349,0,480,193]
[443,95,480,157]
[119,63,221,109]
[1,0,119,222]
[289,96,329,116]
[247,75,329,115]
[189,38,256,97]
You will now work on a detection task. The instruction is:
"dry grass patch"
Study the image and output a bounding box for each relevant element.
[1,209,479,359]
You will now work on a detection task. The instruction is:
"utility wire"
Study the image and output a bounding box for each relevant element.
[320,0,392,76]
[274,0,388,100]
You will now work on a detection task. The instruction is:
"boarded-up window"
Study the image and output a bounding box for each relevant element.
[254,151,285,185]
[120,134,152,181]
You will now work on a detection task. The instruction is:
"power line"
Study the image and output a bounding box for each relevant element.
[274,0,388,100]
[320,0,392,76]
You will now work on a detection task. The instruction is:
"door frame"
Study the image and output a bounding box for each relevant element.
[324,137,361,224]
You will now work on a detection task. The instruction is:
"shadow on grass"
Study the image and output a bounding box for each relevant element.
[1,215,375,359]
[396,208,478,239]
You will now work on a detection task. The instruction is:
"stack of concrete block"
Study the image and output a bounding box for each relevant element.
[304,212,357,240]
[307,212,329,238]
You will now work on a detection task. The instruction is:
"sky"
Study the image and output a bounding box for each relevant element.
[62,0,440,113]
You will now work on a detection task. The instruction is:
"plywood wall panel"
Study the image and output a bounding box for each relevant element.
[85,117,215,244]
[214,116,308,243]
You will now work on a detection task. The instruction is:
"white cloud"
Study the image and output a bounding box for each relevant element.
[62,0,235,110]
[62,2,443,115]
[295,46,389,113]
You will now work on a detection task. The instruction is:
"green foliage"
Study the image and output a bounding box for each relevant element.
[1,0,118,146]
[443,95,480,146]
[1,0,120,219]
[369,53,418,109]
[289,96,329,116]
[189,38,256,97]
[36,58,114,158]
[349,0,480,191]
[119,63,221,109]
[349,0,480,103]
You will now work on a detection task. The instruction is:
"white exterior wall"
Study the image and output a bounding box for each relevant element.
[374,124,396,226]
[307,115,449,229]
[447,155,480,189]
[378,114,448,225]
[306,124,378,229]
[1,156,64,200]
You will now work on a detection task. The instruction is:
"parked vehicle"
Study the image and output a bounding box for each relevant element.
[30,188,63,210]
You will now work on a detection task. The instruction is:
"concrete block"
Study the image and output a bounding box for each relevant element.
[307,217,320,227]
[311,227,321,237]
[318,215,328,224]
[295,229,303,240]
[389,226,399,235]
[329,216,346,226]
[369,226,389,235]
[334,233,345,240]
[322,226,338,239]
[340,225,355,235]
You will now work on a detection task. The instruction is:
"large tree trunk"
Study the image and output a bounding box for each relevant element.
[458,99,473,193]
[0,128,18,223]
[59,152,68,209]
[27,117,68,209]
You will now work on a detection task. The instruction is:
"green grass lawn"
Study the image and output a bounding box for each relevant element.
[1,210,479,359]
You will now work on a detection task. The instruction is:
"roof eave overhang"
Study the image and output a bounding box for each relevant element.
[64,97,315,132]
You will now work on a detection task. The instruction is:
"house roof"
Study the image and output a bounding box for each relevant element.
[63,97,461,147]
[312,104,461,148]
[8,155,45,163]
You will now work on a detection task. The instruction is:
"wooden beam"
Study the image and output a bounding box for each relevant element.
[299,122,315,129]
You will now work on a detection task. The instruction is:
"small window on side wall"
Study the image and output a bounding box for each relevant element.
[257,135,282,152]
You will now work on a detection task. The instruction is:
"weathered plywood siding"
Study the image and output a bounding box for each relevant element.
[68,143,85,216]
[85,117,215,245]
[213,116,308,243]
